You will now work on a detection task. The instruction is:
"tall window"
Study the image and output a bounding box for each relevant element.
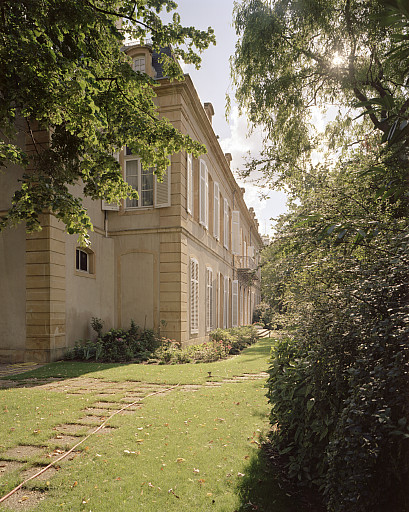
[187,153,193,214]
[232,211,240,255]
[213,182,220,240]
[223,275,229,328]
[206,267,213,332]
[232,280,239,327]
[199,160,209,228]
[190,258,199,334]
[223,198,229,249]
[133,56,146,73]
[125,158,154,208]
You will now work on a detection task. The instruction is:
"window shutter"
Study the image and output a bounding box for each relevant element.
[134,56,146,73]
[187,154,193,214]
[223,275,229,328]
[190,258,199,334]
[232,211,240,255]
[155,166,171,208]
[199,160,208,228]
[232,280,239,327]
[102,151,120,210]
[248,245,255,258]
[224,198,229,249]
[213,182,220,240]
[240,287,244,325]
[206,267,213,332]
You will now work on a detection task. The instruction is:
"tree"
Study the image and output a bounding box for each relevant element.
[231,2,409,510]
[231,0,409,190]
[0,0,215,243]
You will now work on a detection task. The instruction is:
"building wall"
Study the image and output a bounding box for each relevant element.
[0,46,263,362]
[0,225,26,362]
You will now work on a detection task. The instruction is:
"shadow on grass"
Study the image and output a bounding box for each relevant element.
[234,444,325,512]
[0,361,131,386]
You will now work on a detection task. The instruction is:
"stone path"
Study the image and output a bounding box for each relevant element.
[0,363,45,379]
[0,371,268,510]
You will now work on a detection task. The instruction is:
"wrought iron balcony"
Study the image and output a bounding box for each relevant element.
[235,255,257,270]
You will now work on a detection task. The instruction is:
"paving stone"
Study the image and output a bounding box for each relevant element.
[0,488,47,510]
[0,460,25,475]
[54,424,94,435]
[1,446,46,461]
[19,465,59,482]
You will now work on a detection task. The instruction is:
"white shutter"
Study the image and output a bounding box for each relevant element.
[232,211,240,255]
[190,258,199,334]
[199,160,208,228]
[223,276,229,328]
[240,287,244,325]
[206,267,213,332]
[223,198,229,249]
[248,245,255,258]
[155,166,171,208]
[102,151,120,210]
[187,154,193,214]
[213,182,220,240]
[232,280,239,327]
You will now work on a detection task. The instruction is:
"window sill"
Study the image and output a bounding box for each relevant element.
[75,270,96,279]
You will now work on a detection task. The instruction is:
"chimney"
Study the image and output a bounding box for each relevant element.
[224,153,232,167]
[240,187,245,195]
[203,102,214,125]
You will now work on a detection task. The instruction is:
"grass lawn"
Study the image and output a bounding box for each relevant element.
[0,339,300,512]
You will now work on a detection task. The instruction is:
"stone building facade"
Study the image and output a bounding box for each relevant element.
[0,45,263,362]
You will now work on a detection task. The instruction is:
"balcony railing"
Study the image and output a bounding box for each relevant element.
[235,255,257,270]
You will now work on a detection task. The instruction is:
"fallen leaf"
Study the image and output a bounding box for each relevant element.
[193,468,200,473]
[176,458,185,463]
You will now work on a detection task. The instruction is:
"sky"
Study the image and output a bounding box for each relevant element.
[172,0,289,237]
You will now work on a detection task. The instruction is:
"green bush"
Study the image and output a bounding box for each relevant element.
[153,326,259,365]
[66,320,161,363]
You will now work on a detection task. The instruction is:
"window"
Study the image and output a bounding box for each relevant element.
[213,182,220,240]
[125,158,153,208]
[199,160,209,228]
[124,150,171,209]
[206,267,213,332]
[232,211,240,255]
[133,56,146,73]
[232,280,239,327]
[223,275,229,328]
[240,287,244,325]
[223,198,229,249]
[187,153,193,214]
[190,258,199,334]
[75,248,94,274]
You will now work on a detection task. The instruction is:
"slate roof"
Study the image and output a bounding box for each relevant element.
[151,47,172,79]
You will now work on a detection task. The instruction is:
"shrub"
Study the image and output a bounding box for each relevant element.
[66,320,161,362]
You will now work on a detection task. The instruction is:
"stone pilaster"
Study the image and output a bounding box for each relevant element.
[25,213,66,362]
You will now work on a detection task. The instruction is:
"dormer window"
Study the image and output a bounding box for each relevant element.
[133,56,146,73]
